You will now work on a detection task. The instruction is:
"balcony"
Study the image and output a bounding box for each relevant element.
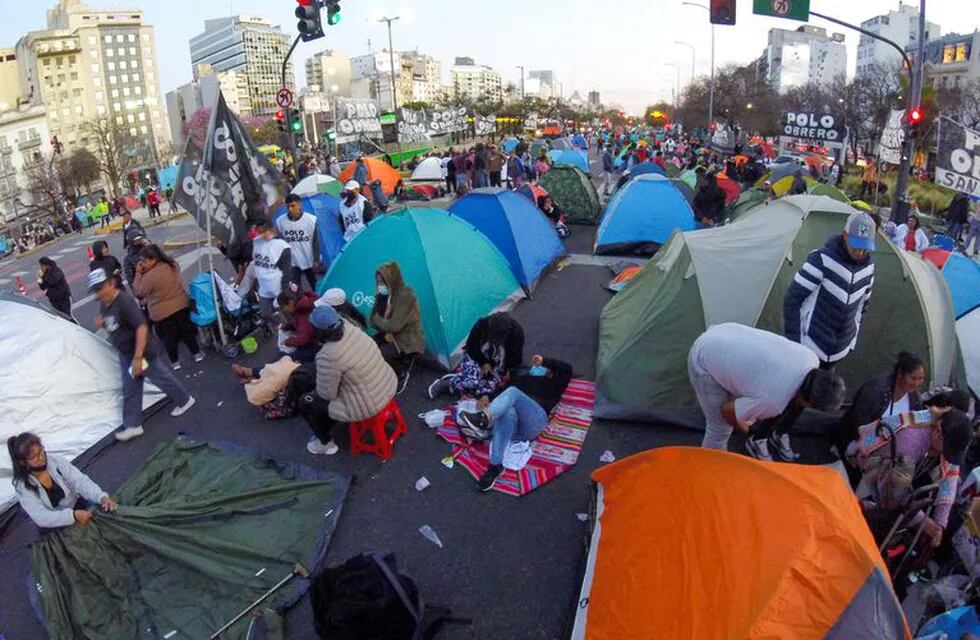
[17,137,42,151]
[0,142,11,155]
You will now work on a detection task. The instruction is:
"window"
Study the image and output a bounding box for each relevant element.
[129,47,136,56]
[111,88,119,98]
[72,88,81,97]
[134,86,142,95]
[132,72,140,82]
[119,60,127,70]
[137,112,145,121]
[107,61,115,71]
[146,58,153,68]
[115,115,123,125]
[89,50,97,59]
[117,47,125,56]
[68,55,76,64]
[95,90,103,100]
[127,34,135,42]
[122,87,130,96]
[956,43,970,62]
[57,73,65,83]
[113,102,121,110]
[104,35,112,44]
[74,105,83,115]
[116,35,124,43]
[142,34,149,42]
[129,127,137,136]
[106,48,114,57]
[43,59,51,67]
[109,75,117,84]
[126,114,134,123]
[93,77,101,86]
[70,72,78,81]
[120,73,128,82]
[61,106,69,116]
[944,45,956,64]
[88,36,96,45]
[139,125,147,134]
[97,105,106,116]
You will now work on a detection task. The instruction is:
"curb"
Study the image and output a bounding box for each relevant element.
[94,211,189,236]
[163,238,207,249]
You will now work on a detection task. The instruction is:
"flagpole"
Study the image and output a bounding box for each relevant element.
[202,92,229,349]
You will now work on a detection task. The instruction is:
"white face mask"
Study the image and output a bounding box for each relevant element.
[377,285,389,296]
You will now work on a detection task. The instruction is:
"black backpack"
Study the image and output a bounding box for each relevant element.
[310,552,468,640]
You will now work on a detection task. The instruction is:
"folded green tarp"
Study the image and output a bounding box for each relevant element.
[31,438,349,640]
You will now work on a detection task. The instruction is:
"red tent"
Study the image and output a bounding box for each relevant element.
[923,248,952,270]
[716,174,742,205]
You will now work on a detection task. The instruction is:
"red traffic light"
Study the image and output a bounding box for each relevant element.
[909,107,923,124]
[275,109,285,121]
[296,0,313,5]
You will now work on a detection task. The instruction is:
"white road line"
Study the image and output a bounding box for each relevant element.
[11,270,29,277]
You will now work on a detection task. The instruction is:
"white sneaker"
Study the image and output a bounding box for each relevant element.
[307,437,339,455]
[745,437,773,462]
[193,351,205,363]
[771,433,800,461]
[171,361,181,371]
[115,425,144,442]
[170,396,196,417]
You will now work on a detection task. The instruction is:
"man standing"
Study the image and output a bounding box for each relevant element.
[337,181,375,243]
[353,156,369,186]
[784,212,876,369]
[251,220,292,326]
[488,144,506,187]
[121,209,145,252]
[506,150,525,190]
[473,143,490,188]
[146,188,161,219]
[688,323,845,458]
[601,146,615,196]
[89,268,195,442]
[276,194,320,291]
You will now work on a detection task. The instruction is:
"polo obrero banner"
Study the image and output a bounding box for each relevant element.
[781,110,847,143]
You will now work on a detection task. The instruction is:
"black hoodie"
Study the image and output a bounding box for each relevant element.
[463,313,525,372]
[89,240,123,287]
[509,357,573,413]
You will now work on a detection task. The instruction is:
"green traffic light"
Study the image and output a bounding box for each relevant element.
[291,121,303,132]
[327,12,341,25]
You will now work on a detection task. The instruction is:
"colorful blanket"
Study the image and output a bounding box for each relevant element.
[437,380,596,496]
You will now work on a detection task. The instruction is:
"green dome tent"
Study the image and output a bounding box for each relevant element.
[537,165,600,224]
[596,195,964,423]
[808,181,850,203]
[320,208,522,368]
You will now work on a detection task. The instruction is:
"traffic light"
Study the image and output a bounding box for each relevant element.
[295,0,324,42]
[50,136,63,154]
[275,109,286,133]
[909,106,924,127]
[289,109,303,133]
[710,0,736,25]
[325,0,341,26]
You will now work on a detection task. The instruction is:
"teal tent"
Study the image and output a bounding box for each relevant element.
[320,209,522,367]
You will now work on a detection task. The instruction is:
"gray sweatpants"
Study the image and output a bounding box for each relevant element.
[687,343,733,450]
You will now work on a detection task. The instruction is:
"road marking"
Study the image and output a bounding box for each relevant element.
[0,278,9,286]
[565,254,646,268]
[11,270,29,277]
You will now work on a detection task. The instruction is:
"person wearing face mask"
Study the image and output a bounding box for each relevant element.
[337,181,375,243]
[370,262,424,392]
[8,432,118,529]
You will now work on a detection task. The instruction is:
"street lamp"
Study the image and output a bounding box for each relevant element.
[682,1,715,128]
[674,41,696,95]
[515,65,525,101]
[378,15,401,166]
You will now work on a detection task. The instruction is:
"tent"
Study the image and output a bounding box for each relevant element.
[726,188,770,221]
[338,157,401,195]
[629,161,667,177]
[716,173,742,204]
[157,165,179,191]
[596,195,964,422]
[273,193,344,266]
[809,182,850,202]
[32,438,348,640]
[595,174,696,256]
[571,133,588,149]
[537,165,600,224]
[515,183,549,205]
[571,447,909,640]
[0,294,163,514]
[772,173,816,197]
[319,208,522,367]
[550,138,573,150]
[291,173,342,197]
[548,149,590,174]
[409,156,444,181]
[757,162,800,186]
[936,251,980,398]
[529,140,548,159]
[678,169,699,189]
[449,188,565,291]
[665,163,681,178]
[501,137,520,154]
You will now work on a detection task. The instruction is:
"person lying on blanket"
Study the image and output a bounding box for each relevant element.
[457,355,573,492]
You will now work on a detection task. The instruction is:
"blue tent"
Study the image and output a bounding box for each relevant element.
[629,161,667,177]
[502,137,520,154]
[272,193,344,266]
[942,252,980,319]
[157,165,179,191]
[550,138,573,150]
[571,133,588,149]
[449,188,565,291]
[595,174,695,255]
[548,149,590,174]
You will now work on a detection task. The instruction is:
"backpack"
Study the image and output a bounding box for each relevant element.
[310,552,468,640]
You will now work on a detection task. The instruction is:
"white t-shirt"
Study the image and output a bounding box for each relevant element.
[691,323,819,423]
[339,195,368,242]
[276,213,318,270]
[881,393,910,419]
[252,237,289,299]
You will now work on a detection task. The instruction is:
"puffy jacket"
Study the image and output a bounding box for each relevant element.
[315,321,397,422]
[133,262,189,322]
[784,234,875,363]
[370,262,425,355]
[464,312,525,372]
[839,372,923,445]
[39,264,71,307]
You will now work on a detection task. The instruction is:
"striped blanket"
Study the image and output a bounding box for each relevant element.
[437,379,596,496]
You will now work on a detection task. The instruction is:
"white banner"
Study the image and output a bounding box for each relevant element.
[475,114,496,137]
[397,107,431,144]
[335,99,383,143]
[879,109,906,165]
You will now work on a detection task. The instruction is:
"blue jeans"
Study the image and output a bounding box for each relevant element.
[119,353,191,428]
[948,221,964,241]
[487,388,548,465]
[474,169,489,188]
[455,173,469,190]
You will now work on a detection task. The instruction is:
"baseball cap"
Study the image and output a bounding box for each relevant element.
[844,211,876,251]
[309,304,341,330]
[87,268,110,291]
[314,287,346,308]
[344,180,360,192]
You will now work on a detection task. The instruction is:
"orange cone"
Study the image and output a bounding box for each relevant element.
[15,276,26,295]
[86,246,94,261]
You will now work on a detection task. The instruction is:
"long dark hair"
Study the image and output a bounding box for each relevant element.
[894,351,924,380]
[138,243,177,270]
[8,432,42,492]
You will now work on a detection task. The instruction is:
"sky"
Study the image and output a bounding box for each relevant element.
[3,0,980,114]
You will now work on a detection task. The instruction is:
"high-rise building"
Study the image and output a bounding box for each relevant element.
[401,50,442,103]
[857,3,940,78]
[588,91,601,107]
[165,64,250,149]
[0,48,22,112]
[189,16,293,117]
[0,105,51,229]
[16,0,170,168]
[305,50,351,96]
[451,58,502,103]
[765,25,847,93]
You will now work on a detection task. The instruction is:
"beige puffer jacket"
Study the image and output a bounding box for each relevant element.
[315,320,397,422]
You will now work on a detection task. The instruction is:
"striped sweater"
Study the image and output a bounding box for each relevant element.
[783,235,874,363]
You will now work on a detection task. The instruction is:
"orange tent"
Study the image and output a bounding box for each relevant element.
[571,447,909,640]
[339,157,402,196]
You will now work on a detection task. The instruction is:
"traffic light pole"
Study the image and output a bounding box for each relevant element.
[810,8,922,224]
[281,34,302,162]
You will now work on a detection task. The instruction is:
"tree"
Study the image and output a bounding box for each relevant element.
[21,154,66,219]
[55,149,101,200]
[181,107,212,149]
[81,118,126,198]
[241,115,279,147]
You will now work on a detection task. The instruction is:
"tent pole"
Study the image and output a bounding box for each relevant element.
[205,180,228,348]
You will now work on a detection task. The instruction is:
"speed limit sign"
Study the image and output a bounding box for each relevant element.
[276,87,293,109]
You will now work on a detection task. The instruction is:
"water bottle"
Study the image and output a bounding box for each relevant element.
[418,525,443,548]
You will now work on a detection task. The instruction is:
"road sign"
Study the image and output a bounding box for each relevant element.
[753,0,809,21]
[276,88,294,109]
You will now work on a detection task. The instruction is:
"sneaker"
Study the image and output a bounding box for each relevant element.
[427,376,453,400]
[397,367,411,396]
[770,433,800,461]
[745,437,773,462]
[477,463,505,492]
[170,396,196,417]
[193,351,205,363]
[458,410,491,440]
[171,361,181,371]
[115,425,144,442]
[307,437,339,455]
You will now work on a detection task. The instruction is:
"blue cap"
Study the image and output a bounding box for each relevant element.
[309,304,341,330]
[844,212,876,251]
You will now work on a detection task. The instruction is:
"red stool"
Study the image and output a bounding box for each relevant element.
[349,399,407,461]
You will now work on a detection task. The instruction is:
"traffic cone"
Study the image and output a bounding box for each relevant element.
[15,276,26,295]
[86,246,94,261]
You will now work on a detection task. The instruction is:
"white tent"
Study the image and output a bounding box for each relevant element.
[0,295,163,512]
[291,173,340,197]
[409,157,445,181]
